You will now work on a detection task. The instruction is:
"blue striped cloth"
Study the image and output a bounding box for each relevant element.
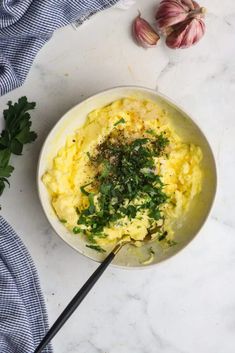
[0,0,118,96]
[0,216,52,353]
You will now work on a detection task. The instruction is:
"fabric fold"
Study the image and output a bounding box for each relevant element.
[0,216,52,353]
[0,0,119,96]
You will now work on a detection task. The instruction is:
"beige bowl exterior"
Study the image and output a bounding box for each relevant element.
[37,86,217,268]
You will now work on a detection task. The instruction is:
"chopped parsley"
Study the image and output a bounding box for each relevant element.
[114,118,126,126]
[73,226,82,234]
[167,239,177,247]
[158,231,168,241]
[86,244,106,253]
[146,129,156,135]
[76,131,170,249]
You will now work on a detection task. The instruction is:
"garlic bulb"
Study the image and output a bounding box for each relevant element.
[156,0,206,49]
[133,14,160,48]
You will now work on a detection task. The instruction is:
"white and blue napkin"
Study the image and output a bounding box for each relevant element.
[0,216,52,353]
[0,0,120,96]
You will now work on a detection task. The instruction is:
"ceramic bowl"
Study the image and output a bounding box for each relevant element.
[37,86,217,268]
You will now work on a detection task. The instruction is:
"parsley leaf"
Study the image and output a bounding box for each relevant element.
[167,240,177,247]
[146,129,155,135]
[80,183,92,196]
[86,244,106,253]
[73,226,82,234]
[114,118,126,126]
[158,231,168,241]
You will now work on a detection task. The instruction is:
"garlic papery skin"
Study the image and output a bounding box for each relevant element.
[133,15,160,48]
[156,0,206,30]
[166,17,206,49]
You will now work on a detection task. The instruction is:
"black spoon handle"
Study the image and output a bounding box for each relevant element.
[34,243,122,353]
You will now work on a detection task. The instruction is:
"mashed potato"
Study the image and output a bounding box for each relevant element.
[43,98,202,251]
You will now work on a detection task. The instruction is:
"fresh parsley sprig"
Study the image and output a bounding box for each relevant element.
[0,96,37,196]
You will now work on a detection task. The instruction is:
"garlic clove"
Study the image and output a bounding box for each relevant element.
[133,14,160,48]
[166,18,205,49]
[156,0,190,29]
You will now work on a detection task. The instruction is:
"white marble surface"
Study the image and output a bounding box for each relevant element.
[0,0,235,352]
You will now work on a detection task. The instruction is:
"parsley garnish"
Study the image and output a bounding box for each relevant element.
[158,231,168,241]
[0,97,37,196]
[146,129,156,135]
[73,226,82,234]
[167,240,177,247]
[86,244,106,253]
[114,118,126,126]
[76,131,169,245]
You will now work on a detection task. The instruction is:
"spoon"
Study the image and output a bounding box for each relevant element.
[34,228,157,353]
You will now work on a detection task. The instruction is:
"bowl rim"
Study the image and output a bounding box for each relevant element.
[37,85,217,269]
